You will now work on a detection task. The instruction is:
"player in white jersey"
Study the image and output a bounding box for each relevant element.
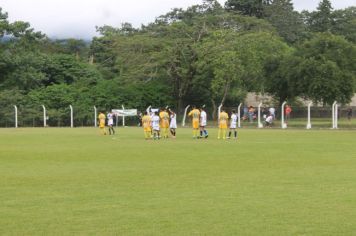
[151,111,161,140]
[107,112,115,135]
[169,109,177,138]
[228,110,238,139]
[199,107,208,138]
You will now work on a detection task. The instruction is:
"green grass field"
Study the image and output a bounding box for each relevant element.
[1,127,356,235]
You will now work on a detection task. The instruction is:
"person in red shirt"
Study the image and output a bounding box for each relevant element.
[285,105,292,122]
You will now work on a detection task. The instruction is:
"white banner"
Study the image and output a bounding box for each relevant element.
[112,109,137,117]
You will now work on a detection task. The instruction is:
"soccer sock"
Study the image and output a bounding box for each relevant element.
[204,130,207,136]
[228,131,231,137]
[222,129,226,139]
[234,131,237,138]
[101,128,106,135]
[200,131,203,137]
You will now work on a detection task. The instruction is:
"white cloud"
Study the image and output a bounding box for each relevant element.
[0,0,354,38]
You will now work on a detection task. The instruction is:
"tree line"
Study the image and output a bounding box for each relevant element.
[0,0,355,126]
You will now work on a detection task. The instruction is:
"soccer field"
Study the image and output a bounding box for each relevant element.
[1,128,355,235]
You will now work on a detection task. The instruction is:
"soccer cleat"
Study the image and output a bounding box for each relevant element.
[205,135,208,139]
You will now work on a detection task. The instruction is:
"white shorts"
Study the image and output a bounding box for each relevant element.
[200,121,207,127]
[230,123,237,129]
[108,120,114,126]
[153,125,160,131]
[170,120,177,129]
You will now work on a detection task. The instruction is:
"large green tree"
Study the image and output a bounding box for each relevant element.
[264,0,306,44]
[265,33,356,105]
[303,0,334,33]
[331,7,356,43]
[225,0,271,18]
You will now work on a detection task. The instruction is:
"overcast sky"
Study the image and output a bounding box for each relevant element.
[0,0,355,39]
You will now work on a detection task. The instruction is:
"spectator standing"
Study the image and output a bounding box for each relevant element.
[248,106,255,123]
[347,108,352,121]
[285,105,292,122]
[269,106,276,119]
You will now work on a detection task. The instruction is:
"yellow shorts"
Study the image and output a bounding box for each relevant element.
[219,122,227,129]
[99,123,105,128]
[193,120,199,129]
[144,126,151,132]
[160,121,169,129]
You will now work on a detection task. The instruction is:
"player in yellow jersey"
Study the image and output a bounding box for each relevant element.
[142,111,152,140]
[159,108,170,138]
[218,108,229,139]
[98,112,107,135]
[188,105,200,138]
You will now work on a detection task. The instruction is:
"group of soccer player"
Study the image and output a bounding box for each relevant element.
[141,105,238,140]
[97,106,239,140]
[188,106,238,140]
[141,108,177,140]
[98,111,115,135]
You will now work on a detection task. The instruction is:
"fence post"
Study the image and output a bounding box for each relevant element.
[182,105,190,127]
[218,104,223,120]
[281,101,287,129]
[332,101,337,129]
[258,103,263,128]
[238,103,242,128]
[14,105,18,128]
[146,105,151,114]
[122,105,125,127]
[41,105,46,127]
[335,102,338,129]
[69,105,73,128]
[94,106,97,127]
[306,102,312,129]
